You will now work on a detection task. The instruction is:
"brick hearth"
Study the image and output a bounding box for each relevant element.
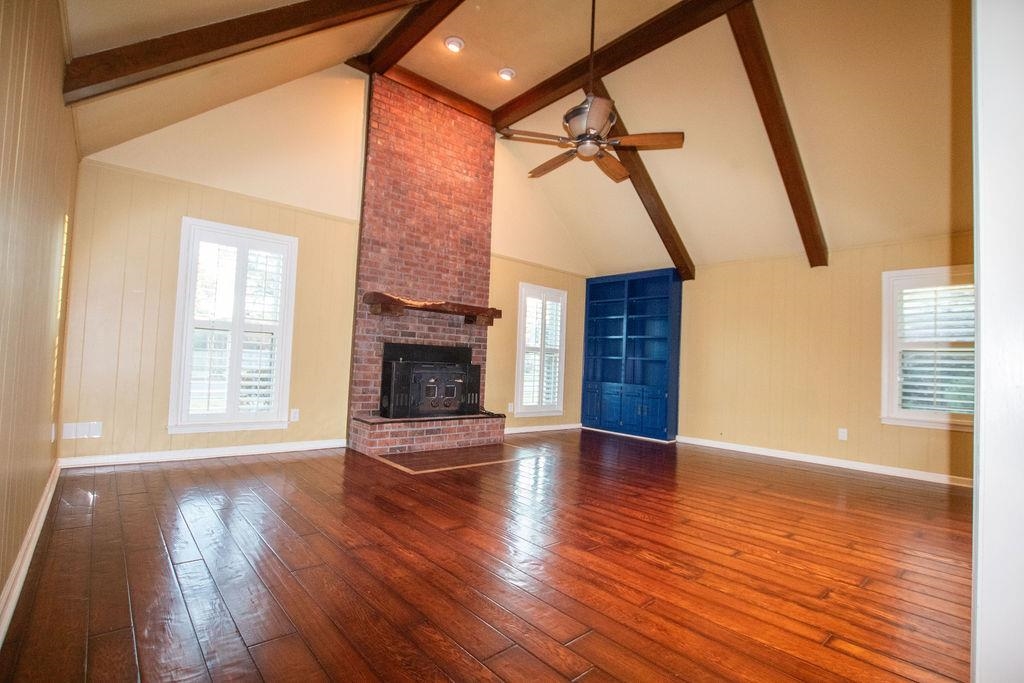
[347,74,503,456]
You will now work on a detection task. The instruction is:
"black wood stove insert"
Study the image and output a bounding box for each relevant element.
[379,343,481,418]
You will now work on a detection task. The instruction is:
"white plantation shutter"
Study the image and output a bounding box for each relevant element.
[239,249,285,413]
[190,241,236,415]
[245,249,284,323]
[882,267,974,430]
[899,349,975,413]
[897,284,975,414]
[516,283,567,415]
[543,301,562,406]
[521,296,543,406]
[189,329,231,414]
[239,332,278,412]
[898,284,975,342]
[169,218,297,433]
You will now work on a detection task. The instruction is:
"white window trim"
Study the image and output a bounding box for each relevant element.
[514,282,567,418]
[881,265,974,432]
[168,217,298,435]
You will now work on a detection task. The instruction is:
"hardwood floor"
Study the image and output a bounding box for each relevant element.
[0,430,972,681]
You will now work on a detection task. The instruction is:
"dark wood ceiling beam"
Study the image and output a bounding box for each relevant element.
[347,0,464,74]
[382,66,492,123]
[593,80,695,281]
[492,0,747,130]
[64,0,427,104]
[727,2,828,267]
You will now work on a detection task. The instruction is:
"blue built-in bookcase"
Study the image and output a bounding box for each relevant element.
[581,268,681,441]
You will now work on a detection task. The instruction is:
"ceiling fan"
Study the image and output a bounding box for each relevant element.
[498,0,685,183]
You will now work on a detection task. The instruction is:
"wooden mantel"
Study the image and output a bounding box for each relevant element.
[363,291,502,326]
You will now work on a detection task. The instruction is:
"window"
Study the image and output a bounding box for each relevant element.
[515,283,567,416]
[882,265,974,431]
[168,217,298,433]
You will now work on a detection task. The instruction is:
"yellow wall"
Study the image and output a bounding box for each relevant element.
[60,162,358,458]
[491,143,595,276]
[90,65,368,221]
[487,256,586,429]
[679,232,974,477]
[0,0,79,596]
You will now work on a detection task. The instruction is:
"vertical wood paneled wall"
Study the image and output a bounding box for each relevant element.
[679,232,974,477]
[60,162,358,459]
[487,255,586,428]
[0,0,79,593]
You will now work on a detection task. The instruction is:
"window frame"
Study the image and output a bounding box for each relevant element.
[881,265,974,432]
[514,282,568,418]
[168,216,298,434]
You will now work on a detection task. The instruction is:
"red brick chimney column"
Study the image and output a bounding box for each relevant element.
[347,74,504,456]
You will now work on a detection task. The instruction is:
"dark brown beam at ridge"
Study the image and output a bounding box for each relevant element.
[727,2,828,267]
[64,0,427,104]
[382,66,492,124]
[492,0,747,131]
[593,80,695,281]
[347,0,464,74]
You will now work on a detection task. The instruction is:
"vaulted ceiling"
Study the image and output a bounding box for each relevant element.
[61,0,972,277]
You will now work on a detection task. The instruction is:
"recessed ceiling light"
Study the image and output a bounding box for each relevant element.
[444,36,464,53]
[497,67,516,81]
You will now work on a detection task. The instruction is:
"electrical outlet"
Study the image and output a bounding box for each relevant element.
[507,402,514,413]
[62,421,104,439]
[290,408,300,422]
[837,427,848,441]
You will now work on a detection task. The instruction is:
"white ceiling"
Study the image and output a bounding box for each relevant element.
[62,0,972,273]
[398,0,682,109]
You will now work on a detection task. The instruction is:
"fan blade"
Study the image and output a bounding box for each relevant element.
[529,150,577,178]
[500,137,566,148]
[499,128,572,145]
[607,132,685,149]
[607,132,685,150]
[585,96,615,134]
[594,151,629,183]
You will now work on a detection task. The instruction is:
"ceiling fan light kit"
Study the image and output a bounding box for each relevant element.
[499,0,684,182]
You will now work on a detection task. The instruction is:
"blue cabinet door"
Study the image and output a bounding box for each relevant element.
[621,386,643,433]
[600,384,622,428]
[582,382,601,427]
[642,389,668,438]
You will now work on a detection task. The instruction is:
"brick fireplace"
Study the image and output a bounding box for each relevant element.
[347,74,504,456]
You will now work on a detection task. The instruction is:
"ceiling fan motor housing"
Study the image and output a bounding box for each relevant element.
[563,95,617,142]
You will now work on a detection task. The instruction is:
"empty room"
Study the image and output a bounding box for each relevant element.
[1,0,1021,680]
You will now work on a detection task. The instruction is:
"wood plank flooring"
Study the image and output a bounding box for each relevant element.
[0,430,973,681]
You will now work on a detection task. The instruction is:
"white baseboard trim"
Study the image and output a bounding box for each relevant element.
[0,462,61,644]
[504,423,582,435]
[57,438,347,469]
[676,435,973,488]
[581,426,675,444]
